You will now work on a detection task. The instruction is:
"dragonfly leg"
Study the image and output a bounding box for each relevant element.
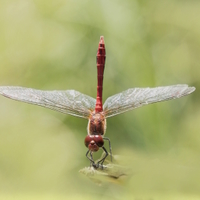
[90,151,95,167]
[95,146,108,169]
[86,150,95,167]
[103,137,112,162]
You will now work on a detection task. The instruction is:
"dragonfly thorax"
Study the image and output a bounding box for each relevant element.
[85,111,106,152]
[87,111,106,136]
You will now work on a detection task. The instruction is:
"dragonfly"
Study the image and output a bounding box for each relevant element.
[0,36,195,169]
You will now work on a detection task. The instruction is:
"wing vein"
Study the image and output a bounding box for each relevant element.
[0,86,96,118]
[103,84,195,118]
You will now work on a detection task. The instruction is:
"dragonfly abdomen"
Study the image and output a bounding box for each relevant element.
[95,36,106,112]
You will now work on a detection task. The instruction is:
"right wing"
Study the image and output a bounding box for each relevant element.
[103,84,195,118]
[0,86,96,119]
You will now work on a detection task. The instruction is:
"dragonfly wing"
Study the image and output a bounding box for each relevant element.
[0,86,96,119]
[103,84,195,118]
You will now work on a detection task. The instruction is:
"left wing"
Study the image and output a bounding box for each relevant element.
[103,84,195,118]
[0,86,96,119]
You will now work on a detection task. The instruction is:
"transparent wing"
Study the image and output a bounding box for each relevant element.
[0,86,96,119]
[103,84,195,118]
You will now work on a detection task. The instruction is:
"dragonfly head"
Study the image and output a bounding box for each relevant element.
[84,135,104,152]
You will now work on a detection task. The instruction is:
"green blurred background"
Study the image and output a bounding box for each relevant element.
[0,0,199,199]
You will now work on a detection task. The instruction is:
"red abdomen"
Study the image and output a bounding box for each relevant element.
[95,36,106,112]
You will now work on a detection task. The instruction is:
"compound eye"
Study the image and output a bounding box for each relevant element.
[84,135,91,147]
[84,135,99,152]
[94,135,104,147]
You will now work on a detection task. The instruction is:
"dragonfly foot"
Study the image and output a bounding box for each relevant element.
[92,162,105,170]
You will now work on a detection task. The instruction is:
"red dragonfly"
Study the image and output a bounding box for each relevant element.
[0,36,195,168]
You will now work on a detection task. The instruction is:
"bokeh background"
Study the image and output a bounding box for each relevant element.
[0,0,199,199]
